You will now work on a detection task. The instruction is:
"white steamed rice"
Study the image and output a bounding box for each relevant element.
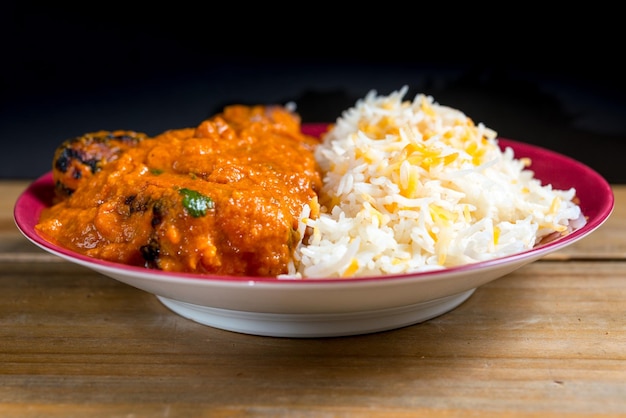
[284,86,585,279]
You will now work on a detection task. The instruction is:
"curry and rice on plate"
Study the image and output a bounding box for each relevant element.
[35,86,586,279]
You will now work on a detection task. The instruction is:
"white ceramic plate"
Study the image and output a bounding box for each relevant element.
[14,126,614,337]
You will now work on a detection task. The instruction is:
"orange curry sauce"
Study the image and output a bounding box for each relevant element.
[36,105,322,277]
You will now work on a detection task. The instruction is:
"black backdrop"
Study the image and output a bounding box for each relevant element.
[2,3,625,182]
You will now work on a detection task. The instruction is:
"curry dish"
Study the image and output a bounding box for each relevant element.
[36,105,322,277]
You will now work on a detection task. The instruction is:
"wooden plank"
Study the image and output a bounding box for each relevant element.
[0,261,624,415]
[3,182,625,262]
[546,185,625,260]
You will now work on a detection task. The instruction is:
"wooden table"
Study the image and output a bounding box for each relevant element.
[1,181,625,417]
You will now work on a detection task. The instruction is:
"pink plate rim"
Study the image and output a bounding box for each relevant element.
[13,124,615,285]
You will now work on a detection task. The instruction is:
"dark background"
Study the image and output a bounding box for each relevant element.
[2,3,625,182]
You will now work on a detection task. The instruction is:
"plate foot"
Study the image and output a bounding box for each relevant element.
[157,289,475,338]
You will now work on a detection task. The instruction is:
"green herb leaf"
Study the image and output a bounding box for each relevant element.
[179,188,214,217]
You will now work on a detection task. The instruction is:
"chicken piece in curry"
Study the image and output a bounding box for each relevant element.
[36,105,322,277]
[52,130,149,200]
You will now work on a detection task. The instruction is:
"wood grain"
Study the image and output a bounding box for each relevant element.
[1,181,625,417]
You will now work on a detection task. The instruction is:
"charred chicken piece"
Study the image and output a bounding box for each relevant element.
[52,130,147,200]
